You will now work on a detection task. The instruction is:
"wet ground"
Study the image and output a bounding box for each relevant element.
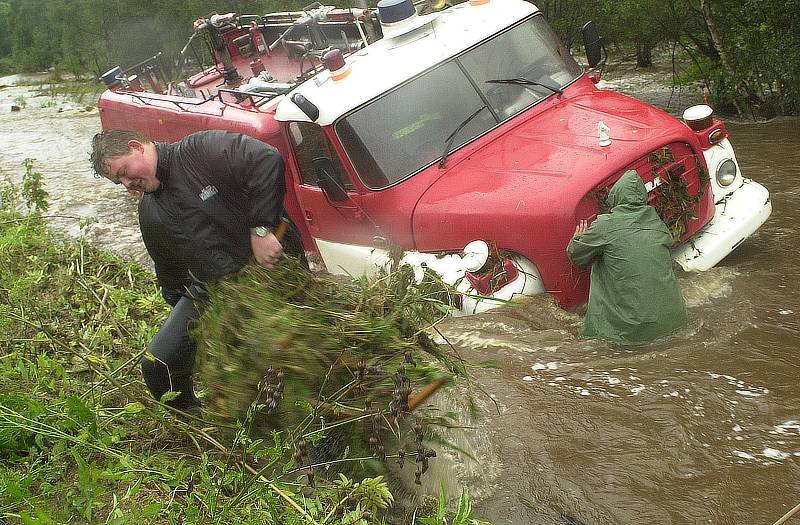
[1,72,797,524]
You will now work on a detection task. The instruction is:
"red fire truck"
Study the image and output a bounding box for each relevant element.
[98,0,771,314]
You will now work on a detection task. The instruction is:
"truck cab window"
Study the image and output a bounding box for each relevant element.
[336,15,581,190]
[288,121,354,191]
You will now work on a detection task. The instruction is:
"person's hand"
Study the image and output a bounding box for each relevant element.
[127,188,143,198]
[573,219,588,238]
[250,231,284,268]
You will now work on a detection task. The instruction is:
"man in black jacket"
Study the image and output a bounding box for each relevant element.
[91,129,293,415]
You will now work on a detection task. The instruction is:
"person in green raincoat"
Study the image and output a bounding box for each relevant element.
[567,170,688,343]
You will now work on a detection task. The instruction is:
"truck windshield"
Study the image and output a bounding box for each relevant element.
[336,14,581,189]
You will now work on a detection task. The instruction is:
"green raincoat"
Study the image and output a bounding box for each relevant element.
[567,170,688,343]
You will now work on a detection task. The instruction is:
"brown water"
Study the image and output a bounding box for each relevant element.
[1,75,798,525]
[0,74,147,266]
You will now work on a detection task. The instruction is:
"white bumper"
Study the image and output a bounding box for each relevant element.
[673,179,771,271]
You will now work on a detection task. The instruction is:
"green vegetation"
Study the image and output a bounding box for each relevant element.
[418,486,491,525]
[196,257,458,423]
[34,79,105,106]
[0,169,492,524]
[542,0,800,116]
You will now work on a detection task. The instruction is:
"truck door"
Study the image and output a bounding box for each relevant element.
[285,121,378,263]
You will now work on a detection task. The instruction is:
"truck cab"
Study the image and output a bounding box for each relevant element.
[97,0,771,314]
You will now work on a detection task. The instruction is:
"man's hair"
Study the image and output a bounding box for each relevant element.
[90,129,149,178]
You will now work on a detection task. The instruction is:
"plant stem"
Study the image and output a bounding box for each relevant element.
[773,502,800,525]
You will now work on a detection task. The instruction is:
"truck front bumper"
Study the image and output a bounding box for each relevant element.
[673,179,771,271]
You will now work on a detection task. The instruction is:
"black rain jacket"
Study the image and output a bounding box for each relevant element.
[138,130,285,303]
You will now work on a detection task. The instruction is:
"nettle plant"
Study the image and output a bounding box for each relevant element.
[22,158,49,214]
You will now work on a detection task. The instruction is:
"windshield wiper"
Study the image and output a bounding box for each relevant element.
[485,77,563,95]
[440,105,488,169]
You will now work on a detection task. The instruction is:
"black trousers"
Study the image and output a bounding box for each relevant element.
[141,295,201,410]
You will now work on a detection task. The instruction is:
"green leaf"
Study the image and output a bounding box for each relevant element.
[4,478,25,500]
[65,395,95,426]
[123,402,145,414]
[436,484,448,523]
[295,398,314,415]
[453,488,471,524]
[19,512,47,525]
[140,502,163,517]
[160,390,180,403]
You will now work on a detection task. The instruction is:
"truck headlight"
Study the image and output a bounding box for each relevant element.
[716,159,737,186]
[462,240,490,272]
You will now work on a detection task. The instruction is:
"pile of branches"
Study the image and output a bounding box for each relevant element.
[591,148,710,242]
[194,257,463,482]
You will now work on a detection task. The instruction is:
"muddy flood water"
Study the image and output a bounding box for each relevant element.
[1,74,798,525]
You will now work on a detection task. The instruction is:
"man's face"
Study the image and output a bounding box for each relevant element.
[105,140,160,194]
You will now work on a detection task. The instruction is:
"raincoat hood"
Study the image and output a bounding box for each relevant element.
[606,170,647,208]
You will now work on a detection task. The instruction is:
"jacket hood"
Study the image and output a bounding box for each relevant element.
[607,170,646,208]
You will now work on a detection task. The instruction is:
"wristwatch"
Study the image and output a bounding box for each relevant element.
[250,225,269,237]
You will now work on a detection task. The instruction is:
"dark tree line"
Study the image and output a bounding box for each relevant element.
[1,0,798,115]
[0,0,310,78]
[541,0,800,116]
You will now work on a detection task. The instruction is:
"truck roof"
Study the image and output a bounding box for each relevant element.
[274,0,539,125]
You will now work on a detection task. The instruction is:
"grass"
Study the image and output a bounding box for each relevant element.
[6,73,103,110]
[0,166,493,525]
[32,78,104,107]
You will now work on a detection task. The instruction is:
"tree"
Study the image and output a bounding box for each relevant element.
[538,0,602,50]
[0,0,797,115]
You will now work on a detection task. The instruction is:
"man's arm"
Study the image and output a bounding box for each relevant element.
[567,217,606,267]
[208,132,287,268]
[233,135,287,268]
[225,133,286,227]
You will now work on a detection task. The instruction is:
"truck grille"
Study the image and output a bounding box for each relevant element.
[591,142,713,243]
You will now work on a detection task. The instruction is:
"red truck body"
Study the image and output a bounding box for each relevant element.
[98,1,769,312]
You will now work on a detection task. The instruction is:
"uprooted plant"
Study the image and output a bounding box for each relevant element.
[191,253,474,515]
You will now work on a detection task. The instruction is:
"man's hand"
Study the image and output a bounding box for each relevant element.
[250,231,284,268]
[573,219,588,238]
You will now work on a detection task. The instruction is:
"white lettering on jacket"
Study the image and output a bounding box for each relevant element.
[199,185,218,201]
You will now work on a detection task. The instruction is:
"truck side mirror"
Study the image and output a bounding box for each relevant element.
[312,157,349,203]
[581,21,605,69]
